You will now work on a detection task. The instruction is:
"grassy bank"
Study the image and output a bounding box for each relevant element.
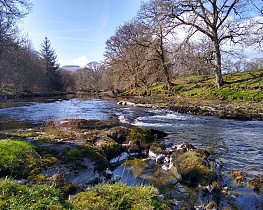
[121,70,263,120]
[125,70,263,102]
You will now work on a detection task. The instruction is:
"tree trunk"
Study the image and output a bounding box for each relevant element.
[214,40,223,87]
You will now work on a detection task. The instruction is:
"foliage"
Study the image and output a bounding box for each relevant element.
[0,178,72,209]
[70,182,166,210]
[0,139,39,177]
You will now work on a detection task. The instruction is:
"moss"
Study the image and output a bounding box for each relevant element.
[174,151,217,186]
[149,143,165,154]
[70,182,167,210]
[105,126,129,144]
[83,144,108,172]
[128,127,153,147]
[0,139,40,177]
[96,138,125,160]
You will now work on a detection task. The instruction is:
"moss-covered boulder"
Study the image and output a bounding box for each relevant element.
[105,126,129,143]
[95,137,125,160]
[171,150,217,186]
[70,182,167,210]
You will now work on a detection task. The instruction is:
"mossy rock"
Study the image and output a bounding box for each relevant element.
[70,182,167,210]
[149,143,165,154]
[60,119,121,130]
[127,127,154,149]
[104,126,129,143]
[83,144,108,172]
[65,145,108,172]
[0,139,40,178]
[96,138,125,160]
[172,151,217,186]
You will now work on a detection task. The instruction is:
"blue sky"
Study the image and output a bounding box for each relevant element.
[21,0,144,67]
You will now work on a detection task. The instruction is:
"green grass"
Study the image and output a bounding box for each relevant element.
[0,178,72,209]
[0,139,39,177]
[70,182,166,210]
[127,70,263,102]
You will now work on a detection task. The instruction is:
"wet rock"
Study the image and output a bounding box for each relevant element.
[118,115,137,124]
[156,154,166,164]
[117,101,135,106]
[109,152,129,165]
[104,168,113,179]
[247,177,263,191]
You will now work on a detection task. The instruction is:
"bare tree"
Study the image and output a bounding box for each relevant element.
[86,61,103,92]
[247,0,263,48]
[105,21,157,92]
[154,0,248,87]
[138,0,177,88]
[0,0,32,54]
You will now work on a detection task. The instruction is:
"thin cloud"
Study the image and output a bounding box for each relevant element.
[52,36,99,42]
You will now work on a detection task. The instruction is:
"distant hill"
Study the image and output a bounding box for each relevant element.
[61,65,83,72]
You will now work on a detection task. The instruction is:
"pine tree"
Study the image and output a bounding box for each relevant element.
[40,36,62,91]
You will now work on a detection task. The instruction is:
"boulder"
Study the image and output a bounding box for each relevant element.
[171,148,217,186]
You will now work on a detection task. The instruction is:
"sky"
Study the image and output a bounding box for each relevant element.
[20,0,144,67]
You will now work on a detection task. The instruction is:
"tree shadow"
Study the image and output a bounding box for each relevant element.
[224,72,263,85]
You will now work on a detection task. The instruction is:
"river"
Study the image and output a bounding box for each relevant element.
[0,97,262,209]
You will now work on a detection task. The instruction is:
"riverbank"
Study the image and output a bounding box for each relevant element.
[116,95,263,120]
[116,70,263,120]
[1,70,262,120]
[0,91,67,100]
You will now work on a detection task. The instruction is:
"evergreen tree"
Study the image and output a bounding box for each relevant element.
[40,36,62,91]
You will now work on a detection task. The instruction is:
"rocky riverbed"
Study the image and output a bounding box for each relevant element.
[1,118,261,209]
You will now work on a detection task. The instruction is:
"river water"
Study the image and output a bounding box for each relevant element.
[0,97,262,209]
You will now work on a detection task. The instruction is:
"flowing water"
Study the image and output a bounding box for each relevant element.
[0,97,262,209]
